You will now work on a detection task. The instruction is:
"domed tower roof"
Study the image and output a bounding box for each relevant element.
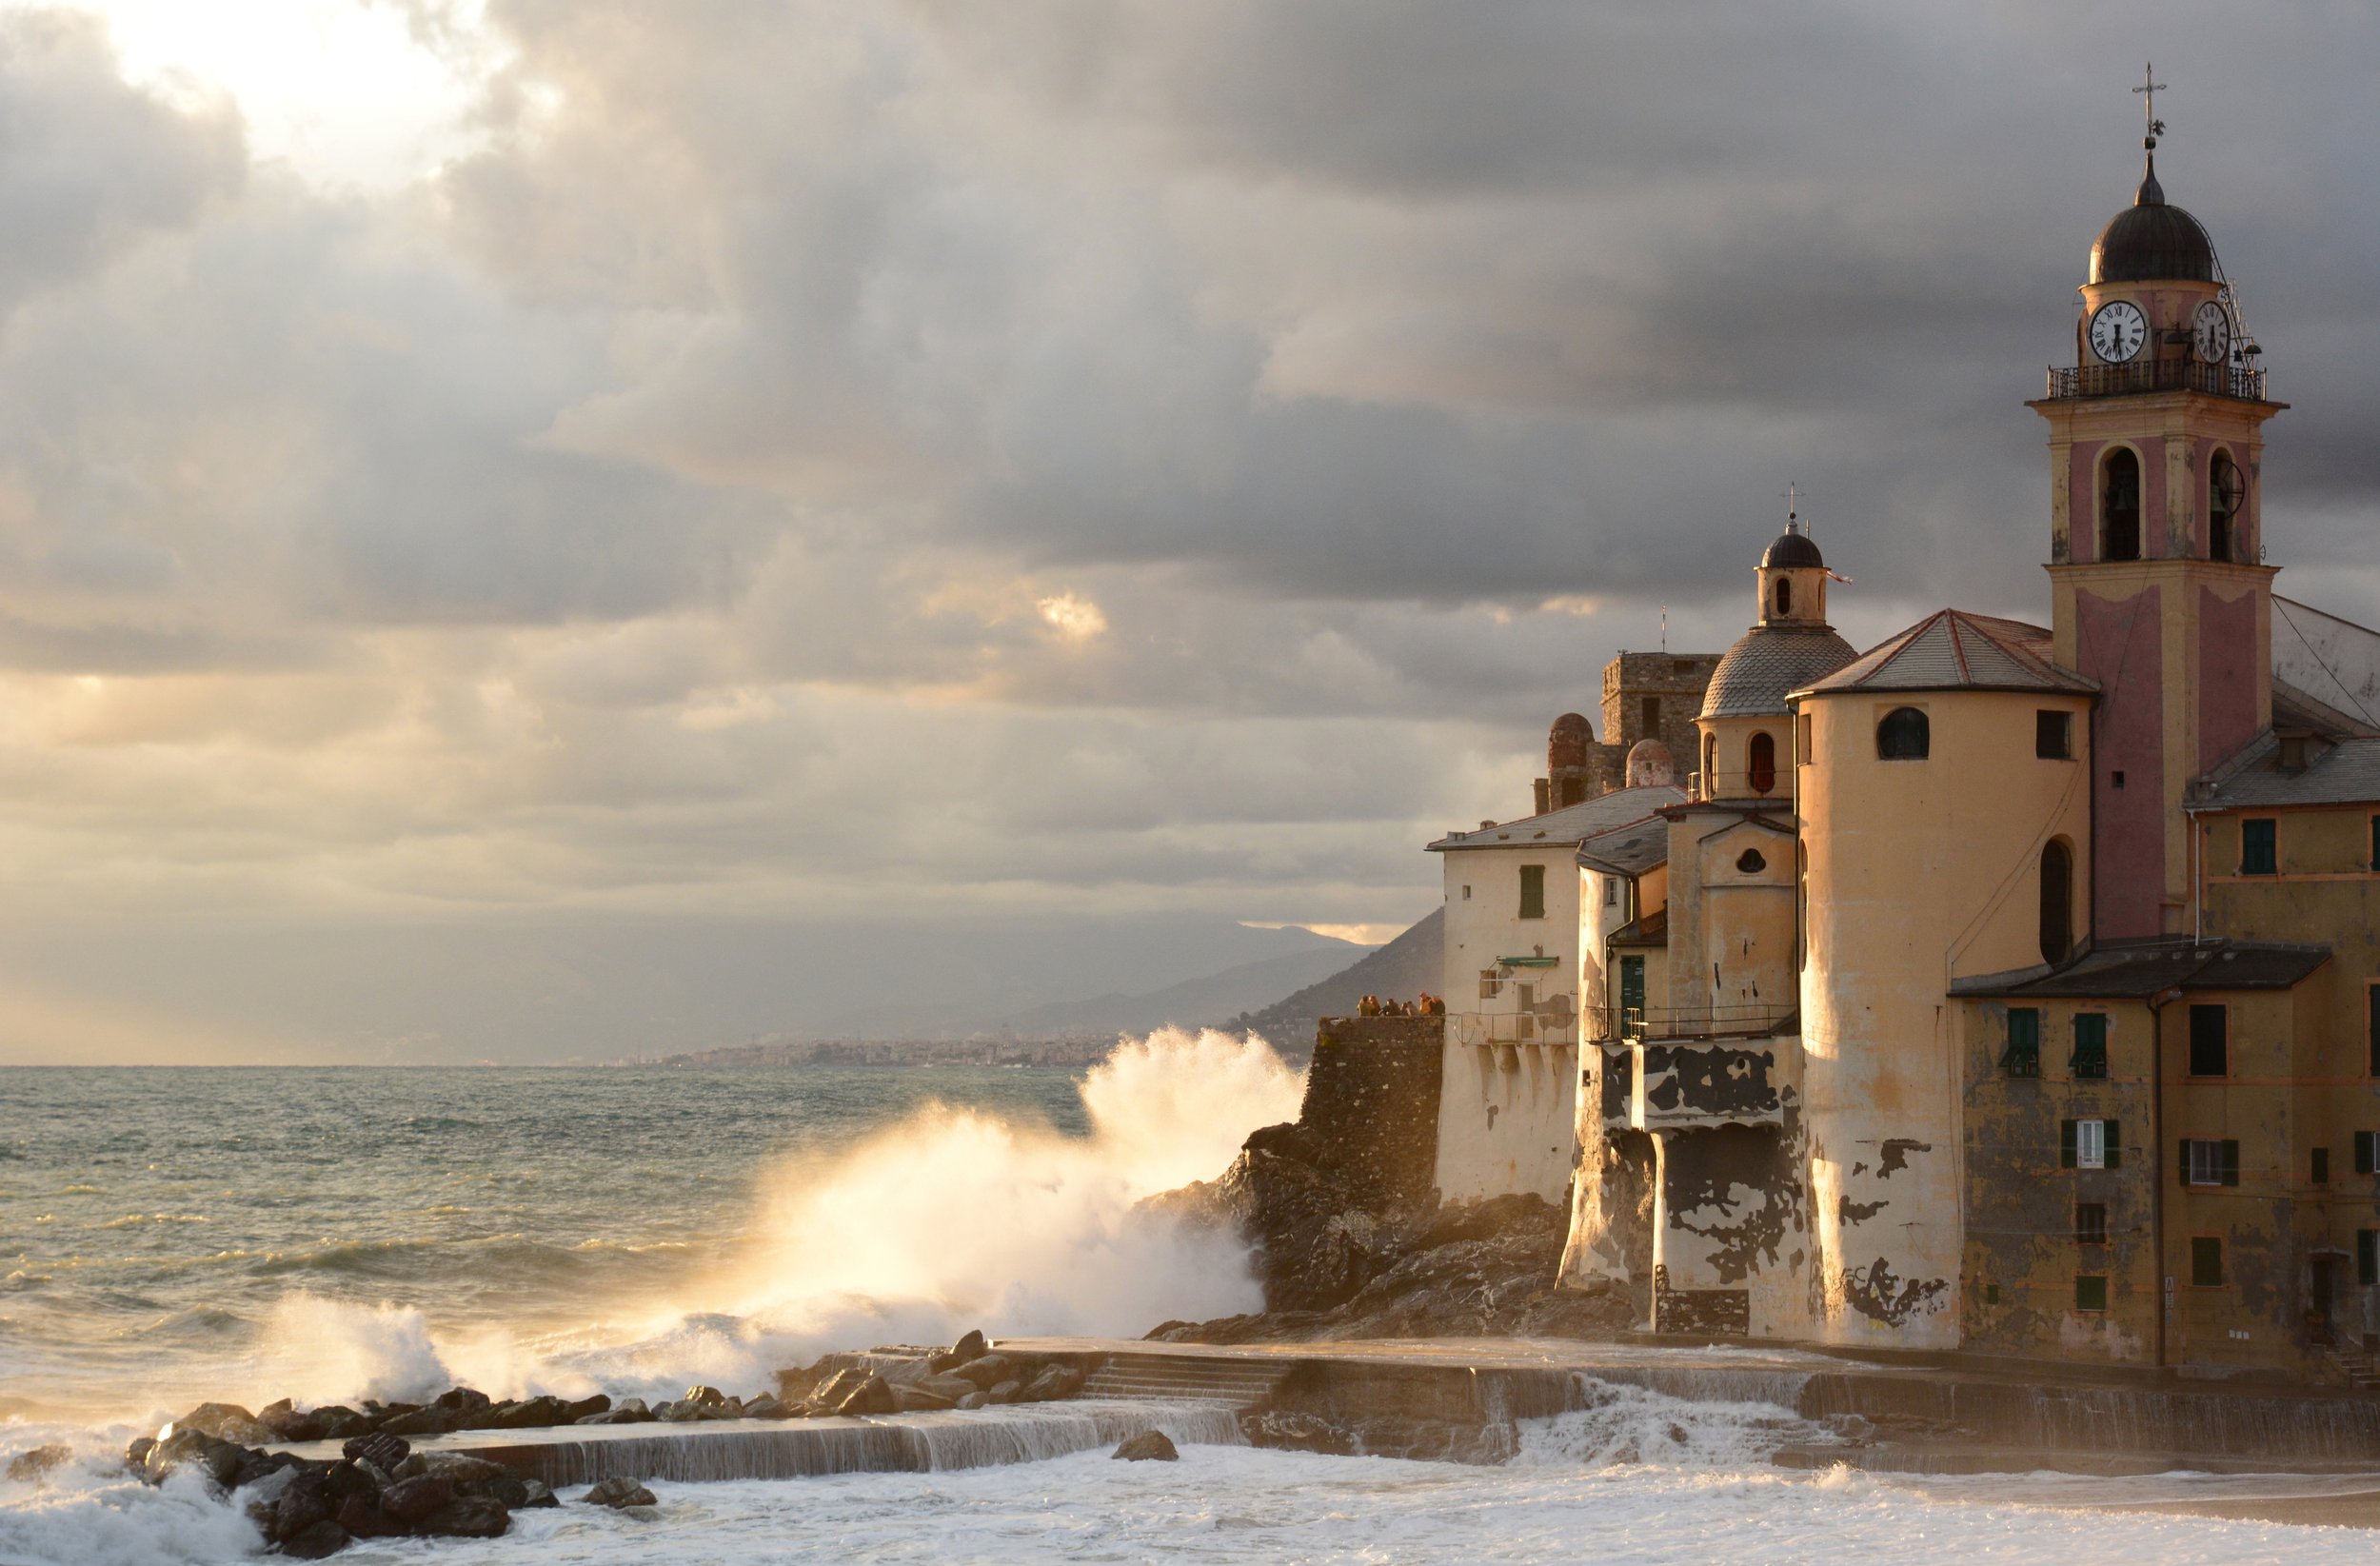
[1759,529,1826,571]
[2090,154,2214,284]
[1624,739,1676,788]
[1700,624,1858,720]
[1548,712,1591,768]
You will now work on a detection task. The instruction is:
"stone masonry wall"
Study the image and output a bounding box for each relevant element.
[1303,1016,1445,1212]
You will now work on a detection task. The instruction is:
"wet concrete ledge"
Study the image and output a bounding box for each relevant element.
[270,1398,1240,1488]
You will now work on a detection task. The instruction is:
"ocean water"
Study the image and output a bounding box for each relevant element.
[5,1036,2378,1564]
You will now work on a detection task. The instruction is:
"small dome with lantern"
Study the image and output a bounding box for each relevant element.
[2091,154,2215,284]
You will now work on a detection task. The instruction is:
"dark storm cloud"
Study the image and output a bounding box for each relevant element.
[1,1,2376,1059]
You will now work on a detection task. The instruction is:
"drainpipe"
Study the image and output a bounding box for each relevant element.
[2146,982,2184,1371]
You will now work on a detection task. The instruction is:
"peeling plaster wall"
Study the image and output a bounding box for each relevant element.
[1962,1000,2157,1363]
[1798,688,2094,1350]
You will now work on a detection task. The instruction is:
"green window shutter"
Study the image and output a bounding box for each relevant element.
[2003,1008,2041,1076]
[2060,1120,2077,1168]
[2074,1275,2108,1311]
[2071,1013,2108,1078]
[2104,1119,2120,1170]
[2219,1139,2238,1186]
[2241,818,2276,875]
[1518,864,1546,920]
[2361,1231,2379,1288]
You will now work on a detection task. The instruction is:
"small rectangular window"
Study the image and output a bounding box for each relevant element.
[2062,1118,2119,1169]
[2361,1230,2379,1288]
[2369,982,2379,1077]
[2036,710,2073,759]
[1602,880,1617,907]
[2074,1202,2108,1244]
[1518,864,1546,921]
[2182,1138,2241,1187]
[2002,1008,2042,1078]
[2313,1146,2330,1184]
[1461,884,1472,901]
[2074,1275,2109,1311]
[2188,1004,2229,1077]
[2241,818,2277,875]
[1797,713,1814,764]
[2071,1013,2109,1080]
[2112,769,2126,789]
[2191,1237,2224,1287]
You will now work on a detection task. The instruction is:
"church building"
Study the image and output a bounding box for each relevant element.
[1431,117,2380,1381]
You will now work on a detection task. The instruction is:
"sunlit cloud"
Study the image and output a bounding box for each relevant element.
[1036,592,1108,643]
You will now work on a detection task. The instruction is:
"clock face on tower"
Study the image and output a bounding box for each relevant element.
[2193,300,2231,364]
[2089,300,2148,363]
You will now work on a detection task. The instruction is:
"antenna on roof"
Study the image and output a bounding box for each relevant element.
[1660,605,1668,652]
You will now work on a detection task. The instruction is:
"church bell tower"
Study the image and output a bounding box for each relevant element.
[2030,77,2286,940]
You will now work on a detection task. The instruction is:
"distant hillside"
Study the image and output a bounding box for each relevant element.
[996,942,1363,1039]
[1238,907,1442,1047]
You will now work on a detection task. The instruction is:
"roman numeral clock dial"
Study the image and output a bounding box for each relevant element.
[2089,300,2147,363]
[2193,299,2231,363]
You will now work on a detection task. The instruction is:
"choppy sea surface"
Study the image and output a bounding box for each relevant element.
[5,1044,2378,1564]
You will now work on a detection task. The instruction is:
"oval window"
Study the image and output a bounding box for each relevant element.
[1736,849,1767,874]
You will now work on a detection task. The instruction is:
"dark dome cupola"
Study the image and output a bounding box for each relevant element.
[2089,152,2215,284]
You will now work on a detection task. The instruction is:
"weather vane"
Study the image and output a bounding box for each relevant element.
[2133,63,2166,149]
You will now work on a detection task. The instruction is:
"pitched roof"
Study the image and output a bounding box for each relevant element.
[1575,812,1673,877]
[1950,938,2330,1000]
[1427,783,1686,852]
[1699,624,1859,718]
[1798,609,2097,698]
[2190,734,2380,810]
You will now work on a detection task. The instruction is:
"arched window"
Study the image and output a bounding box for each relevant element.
[2209,451,2243,563]
[2102,447,2141,562]
[1747,731,1776,795]
[1876,707,1929,760]
[1774,578,1793,617]
[2039,839,2074,965]
[1703,733,1717,785]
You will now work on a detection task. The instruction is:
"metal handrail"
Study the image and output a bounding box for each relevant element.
[2044,358,2267,403]
[1598,1002,1796,1041]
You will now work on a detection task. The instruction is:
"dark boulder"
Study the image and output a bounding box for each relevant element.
[377,1473,454,1524]
[583,1475,657,1508]
[341,1432,409,1471]
[831,1374,898,1417]
[172,1402,281,1447]
[1111,1431,1179,1461]
[377,1406,458,1437]
[949,1354,1015,1391]
[559,1394,611,1422]
[485,1396,568,1430]
[1239,1410,1358,1456]
[932,1329,988,1371]
[682,1384,728,1408]
[415,1497,511,1538]
[7,1445,70,1483]
[333,1493,398,1538]
[1021,1364,1084,1402]
[314,1407,374,1440]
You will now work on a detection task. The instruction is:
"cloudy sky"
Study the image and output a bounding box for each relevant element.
[0,1,2374,1062]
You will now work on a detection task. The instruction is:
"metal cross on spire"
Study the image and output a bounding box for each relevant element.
[2133,63,2166,147]
[1783,481,1803,533]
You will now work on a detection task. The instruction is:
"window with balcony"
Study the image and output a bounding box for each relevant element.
[2071,1013,2108,1079]
[1748,732,1776,795]
[2002,1008,2041,1078]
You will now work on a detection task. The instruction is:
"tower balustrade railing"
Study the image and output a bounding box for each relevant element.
[2044,358,2267,402]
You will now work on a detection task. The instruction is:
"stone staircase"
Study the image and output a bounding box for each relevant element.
[1078,1353,1296,1408]
[2328,1344,2380,1393]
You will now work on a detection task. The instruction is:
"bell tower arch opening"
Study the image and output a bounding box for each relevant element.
[2100,446,2142,562]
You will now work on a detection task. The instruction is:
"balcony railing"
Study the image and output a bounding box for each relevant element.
[2044,358,2268,403]
[1609,1002,1797,1041]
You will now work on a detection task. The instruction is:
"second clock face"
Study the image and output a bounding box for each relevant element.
[2090,300,2148,363]
[2193,300,2231,364]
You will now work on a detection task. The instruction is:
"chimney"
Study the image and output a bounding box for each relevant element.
[1533,778,1552,815]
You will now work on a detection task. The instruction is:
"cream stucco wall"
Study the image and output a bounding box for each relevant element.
[1437,842,1580,1203]
[1797,685,2094,1349]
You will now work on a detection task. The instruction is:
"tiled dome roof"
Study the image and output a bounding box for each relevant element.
[1699,624,1857,720]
